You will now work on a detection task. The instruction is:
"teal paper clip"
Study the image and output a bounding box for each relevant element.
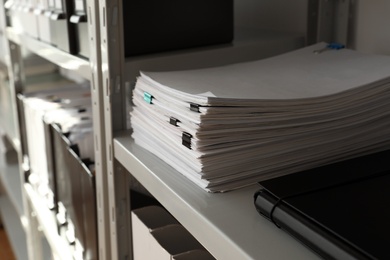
[143,92,153,104]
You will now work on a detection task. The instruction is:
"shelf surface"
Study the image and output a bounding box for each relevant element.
[0,149,23,216]
[124,29,305,82]
[114,132,319,260]
[6,27,91,81]
[0,196,28,260]
[24,183,73,260]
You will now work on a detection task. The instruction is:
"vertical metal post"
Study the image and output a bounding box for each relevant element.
[85,0,111,259]
[114,160,131,260]
[98,0,131,259]
[307,0,351,46]
[0,3,43,258]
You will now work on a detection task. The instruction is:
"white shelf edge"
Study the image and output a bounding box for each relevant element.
[6,27,91,81]
[113,132,319,260]
[24,183,73,260]
[0,151,23,216]
[0,196,28,260]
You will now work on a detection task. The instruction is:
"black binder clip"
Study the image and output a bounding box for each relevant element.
[190,103,200,113]
[182,132,192,149]
[169,117,180,126]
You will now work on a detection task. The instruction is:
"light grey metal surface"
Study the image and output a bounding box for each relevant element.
[85,0,112,259]
[0,150,23,216]
[24,183,73,260]
[0,76,20,150]
[98,0,130,259]
[114,133,320,260]
[6,27,91,81]
[0,196,28,260]
[3,40,23,153]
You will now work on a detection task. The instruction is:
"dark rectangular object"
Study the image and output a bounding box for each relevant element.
[52,124,97,260]
[254,150,390,260]
[123,0,234,56]
[16,94,30,183]
[70,0,89,58]
[49,0,77,54]
[43,121,57,210]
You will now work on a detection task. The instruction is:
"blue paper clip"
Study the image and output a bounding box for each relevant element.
[314,43,345,54]
[143,92,153,104]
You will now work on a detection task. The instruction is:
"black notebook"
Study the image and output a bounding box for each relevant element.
[254,150,390,260]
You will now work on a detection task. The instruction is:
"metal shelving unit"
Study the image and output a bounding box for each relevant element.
[1,1,309,260]
[0,0,329,259]
[0,0,110,259]
[1,0,388,259]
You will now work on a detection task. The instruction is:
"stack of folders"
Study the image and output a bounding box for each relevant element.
[130,42,390,192]
[23,84,94,205]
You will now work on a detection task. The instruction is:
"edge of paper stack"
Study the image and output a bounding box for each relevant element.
[130,42,390,192]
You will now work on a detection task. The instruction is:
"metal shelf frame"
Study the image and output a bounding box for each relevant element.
[98,0,132,257]
[0,0,111,259]
[0,0,364,259]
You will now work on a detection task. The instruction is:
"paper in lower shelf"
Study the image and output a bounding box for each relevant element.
[130,42,390,192]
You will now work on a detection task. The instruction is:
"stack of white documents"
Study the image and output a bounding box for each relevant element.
[131,42,390,192]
